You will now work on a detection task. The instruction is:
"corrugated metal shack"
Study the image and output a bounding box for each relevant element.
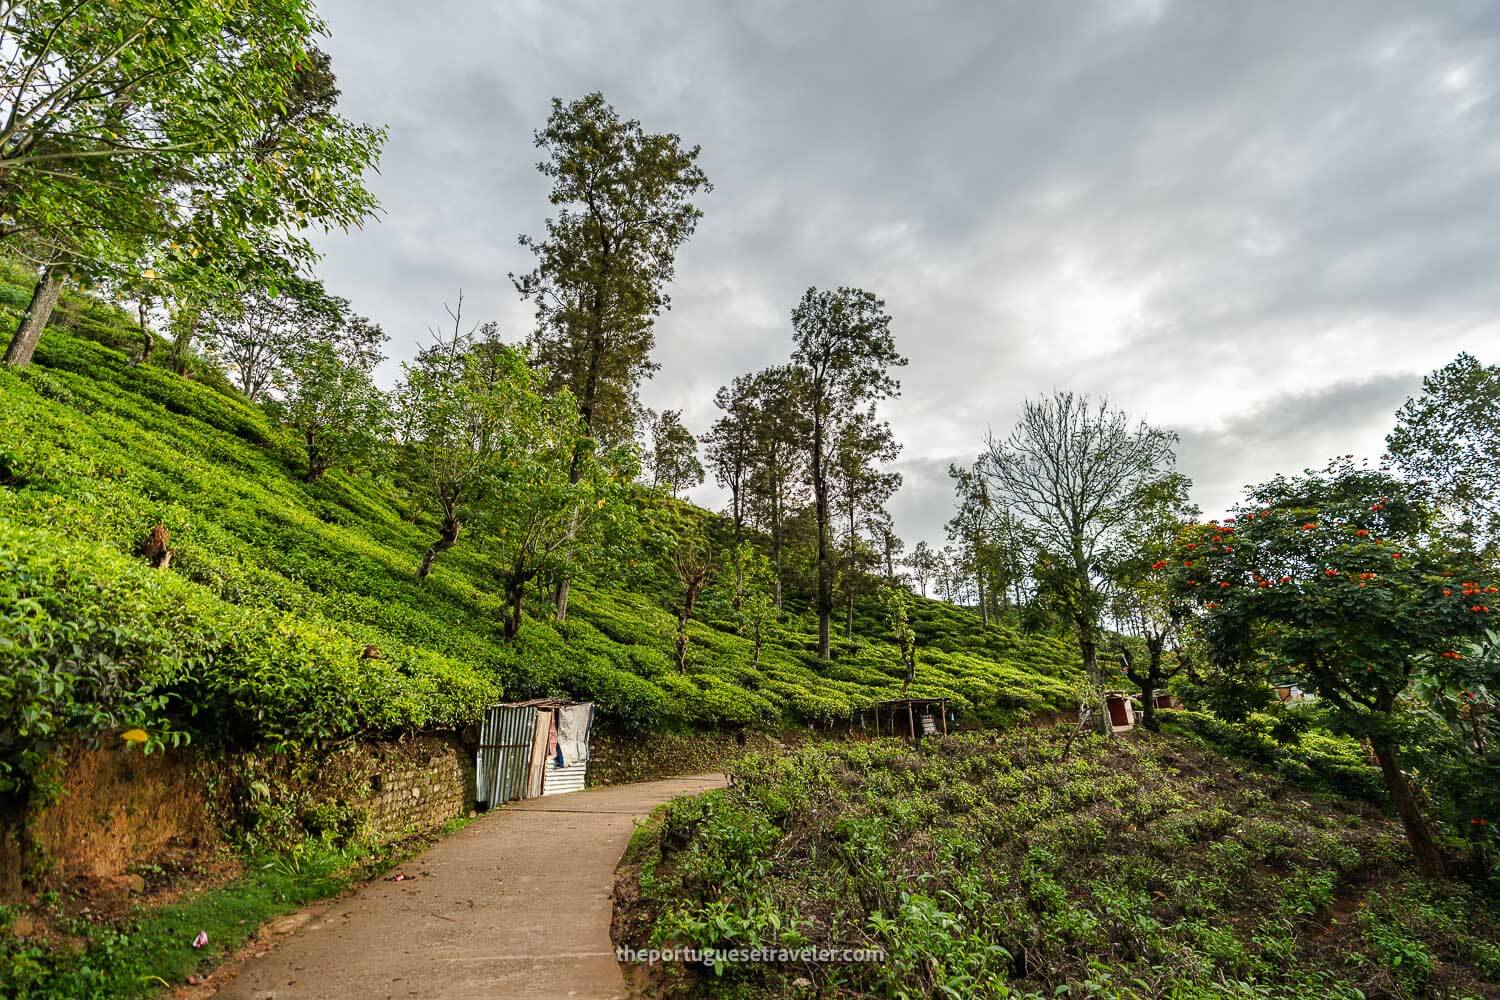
[473,699,595,809]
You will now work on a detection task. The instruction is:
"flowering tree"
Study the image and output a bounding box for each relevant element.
[1168,458,1495,876]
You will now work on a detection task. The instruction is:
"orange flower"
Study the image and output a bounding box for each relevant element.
[1355,528,1369,537]
[1301,522,1317,531]
[1324,568,1339,577]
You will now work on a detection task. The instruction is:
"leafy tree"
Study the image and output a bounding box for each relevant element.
[1102,472,1199,731]
[723,543,779,667]
[646,408,704,498]
[478,411,629,641]
[204,279,340,401]
[0,4,382,368]
[1388,353,1500,555]
[981,392,1176,732]
[906,540,940,597]
[743,365,808,607]
[880,585,918,692]
[397,300,549,578]
[704,374,756,538]
[872,515,904,582]
[831,409,901,637]
[667,536,717,672]
[947,464,998,625]
[1169,458,1496,876]
[790,286,906,658]
[274,338,389,482]
[513,92,709,621]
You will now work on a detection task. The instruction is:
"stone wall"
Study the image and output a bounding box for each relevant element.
[1,733,476,901]
[357,735,475,841]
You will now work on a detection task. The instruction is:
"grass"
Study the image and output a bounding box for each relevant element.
[618,727,1500,999]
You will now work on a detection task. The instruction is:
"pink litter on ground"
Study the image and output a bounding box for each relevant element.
[192,930,209,949]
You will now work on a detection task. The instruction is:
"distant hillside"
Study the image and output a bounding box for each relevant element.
[0,270,1083,774]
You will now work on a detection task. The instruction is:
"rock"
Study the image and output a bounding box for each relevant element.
[267,912,313,936]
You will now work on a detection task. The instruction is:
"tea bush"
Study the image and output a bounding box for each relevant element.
[622,729,1500,998]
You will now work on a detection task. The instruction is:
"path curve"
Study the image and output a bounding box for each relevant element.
[212,773,726,1000]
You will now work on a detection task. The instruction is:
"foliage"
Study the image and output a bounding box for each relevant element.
[1388,352,1500,555]
[645,407,704,498]
[1166,457,1496,876]
[273,339,390,481]
[621,729,1500,998]
[513,91,711,447]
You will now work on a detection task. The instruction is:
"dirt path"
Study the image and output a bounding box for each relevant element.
[210,773,725,1000]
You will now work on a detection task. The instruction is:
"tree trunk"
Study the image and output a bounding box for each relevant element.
[1080,636,1111,737]
[1139,639,1164,732]
[137,300,154,363]
[813,416,832,659]
[978,571,988,627]
[846,591,854,639]
[3,268,64,368]
[753,621,762,666]
[1371,739,1444,878]
[171,311,198,374]
[417,511,462,579]
[503,580,527,641]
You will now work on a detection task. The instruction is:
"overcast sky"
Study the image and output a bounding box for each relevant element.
[311,0,1500,553]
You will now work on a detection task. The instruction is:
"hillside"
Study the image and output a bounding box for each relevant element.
[617,722,1500,999]
[0,272,1082,794]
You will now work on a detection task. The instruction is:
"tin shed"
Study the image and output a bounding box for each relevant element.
[474,699,595,809]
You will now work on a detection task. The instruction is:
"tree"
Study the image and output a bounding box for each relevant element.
[479,408,628,641]
[204,279,340,401]
[704,374,756,538]
[948,464,996,625]
[880,586,918,692]
[513,92,709,622]
[1103,473,1199,731]
[646,408,703,498]
[981,392,1177,733]
[1170,458,1496,876]
[1388,353,1500,555]
[275,338,389,482]
[668,536,717,672]
[906,541,940,597]
[790,286,906,658]
[831,409,901,637]
[724,542,779,667]
[743,365,808,607]
[0,5,383,368]
[397,298,549,578]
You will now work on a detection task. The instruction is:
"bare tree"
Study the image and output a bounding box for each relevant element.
[981,392,1177,733]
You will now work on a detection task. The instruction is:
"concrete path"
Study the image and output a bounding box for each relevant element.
[212,773,726,1000]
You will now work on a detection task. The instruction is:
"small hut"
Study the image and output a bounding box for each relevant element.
[862,698,951,741]
[1103,691,1137,733]
[473,699,595,809]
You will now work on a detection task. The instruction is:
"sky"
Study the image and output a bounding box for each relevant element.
[310,0,1500,553]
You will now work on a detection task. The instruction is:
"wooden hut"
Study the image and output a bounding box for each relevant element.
[862,698,951,740]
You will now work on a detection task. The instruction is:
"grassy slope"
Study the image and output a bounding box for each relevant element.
[621,722,1500,999]
[0,268,1082,753]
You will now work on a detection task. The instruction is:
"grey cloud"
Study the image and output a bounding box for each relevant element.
[311,0,1500,550]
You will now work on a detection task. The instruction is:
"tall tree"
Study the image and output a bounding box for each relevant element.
[645,408,703,498]
[203,278,340,401]
[0,5,382,368]
[881,585,919,692]
[790,286,906,658]
[1387,353,1500,555]
[743,365,808,608]
[948,463,994,625]
[704,374,756,538]
[981,392,1177,733]
[513,92,709,621]
[831,409,901,637]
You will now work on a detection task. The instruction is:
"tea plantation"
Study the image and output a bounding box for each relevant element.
[0,270,1081,787]
[620,721,1500,999]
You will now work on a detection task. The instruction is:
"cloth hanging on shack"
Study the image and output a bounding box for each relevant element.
[556,702,593,765]
[546,709,561,766]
